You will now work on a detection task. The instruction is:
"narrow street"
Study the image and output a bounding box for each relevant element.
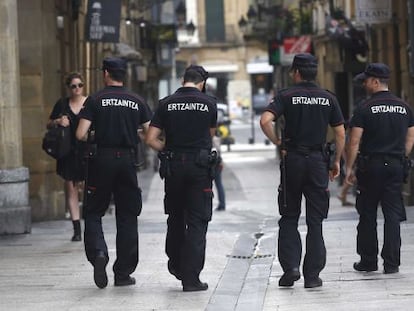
[1,145,414,310]
[2,1,414,310]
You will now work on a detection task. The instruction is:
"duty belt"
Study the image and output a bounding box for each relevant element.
[286,143,323,153]
[97,147,135,158]
[362,153,403,162]
[168,151,198,161]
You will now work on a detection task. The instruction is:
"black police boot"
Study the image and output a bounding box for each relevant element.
[353,261,378,272]
[71,220,81,242]
[384,265,399,274]
[114,275,136,286]
[93,251,108,289]
[304,277,323,288]
[182,279,208,292]
[278,268,301,287]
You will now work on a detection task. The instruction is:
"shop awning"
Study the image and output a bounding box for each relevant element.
[246,62,274,74]
[199,63,239,73]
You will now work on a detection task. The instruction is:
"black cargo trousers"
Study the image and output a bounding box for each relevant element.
[278,148,329,280]
[83,148,142,280]
[355,155,406,269]
[163,152,213,284]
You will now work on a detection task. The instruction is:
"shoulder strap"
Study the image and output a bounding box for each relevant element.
[61,97,75,123]
[56,97,68,114]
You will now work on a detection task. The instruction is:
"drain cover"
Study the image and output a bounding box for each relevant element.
[226,254,273,259]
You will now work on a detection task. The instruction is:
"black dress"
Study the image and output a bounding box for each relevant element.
[49,97,85,182]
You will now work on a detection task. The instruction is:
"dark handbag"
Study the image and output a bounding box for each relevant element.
[42,125,71,159]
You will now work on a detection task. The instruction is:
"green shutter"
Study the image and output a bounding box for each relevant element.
[205,0,225,42]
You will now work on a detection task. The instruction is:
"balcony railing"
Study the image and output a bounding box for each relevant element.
[179,24,244,47]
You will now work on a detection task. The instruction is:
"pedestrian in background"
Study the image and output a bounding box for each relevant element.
[47,72,87,242]
[146,65,217,292]
[337,149,354,206]
[76,57,151,289]
[345,63,414,274]
[260,53,345,288]
[213,131,226,211]
[338,75,367,206]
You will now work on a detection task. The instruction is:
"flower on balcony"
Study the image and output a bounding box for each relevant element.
[325,9,368,62]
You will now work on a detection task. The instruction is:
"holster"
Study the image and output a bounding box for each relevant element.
[158,151,171,179]
[83,143,97,159]
[195,149,219,178]
[403,156,413,183]
[324,142,336,170]
[208,150,219,179]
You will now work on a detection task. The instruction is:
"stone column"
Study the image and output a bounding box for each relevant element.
[0,0,31,234]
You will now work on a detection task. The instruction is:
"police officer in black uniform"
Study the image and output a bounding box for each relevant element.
[260,53,345,288]
[76,57,152,289]
[345,63,414,274]
[145,65,217,292]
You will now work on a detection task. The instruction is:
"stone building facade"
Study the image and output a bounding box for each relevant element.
[0,0,30,234]
[3,0,414,233]
[1,0,158,233]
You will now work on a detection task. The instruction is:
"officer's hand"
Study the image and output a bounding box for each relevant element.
[345,170,356,186]
[329,161,340,181]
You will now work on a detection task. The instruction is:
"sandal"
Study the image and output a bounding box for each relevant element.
[337,195,354,207]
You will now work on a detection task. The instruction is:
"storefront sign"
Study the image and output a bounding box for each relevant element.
[85,0,121,42]
[280,36,312,65]
[356,0,392,24]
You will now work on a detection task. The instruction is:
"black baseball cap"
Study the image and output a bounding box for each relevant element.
[291,53,318,69]
[184,65,209,92]
[185,65,209,81]
[102,57,127,72]
[355,63,390,81]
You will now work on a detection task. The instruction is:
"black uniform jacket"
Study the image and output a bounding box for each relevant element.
[80,86,152,148]
[150,87,217,152]
[265,81,344,146]
[352,90,414,155]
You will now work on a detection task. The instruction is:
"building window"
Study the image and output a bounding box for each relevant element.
[205,0,225,42]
